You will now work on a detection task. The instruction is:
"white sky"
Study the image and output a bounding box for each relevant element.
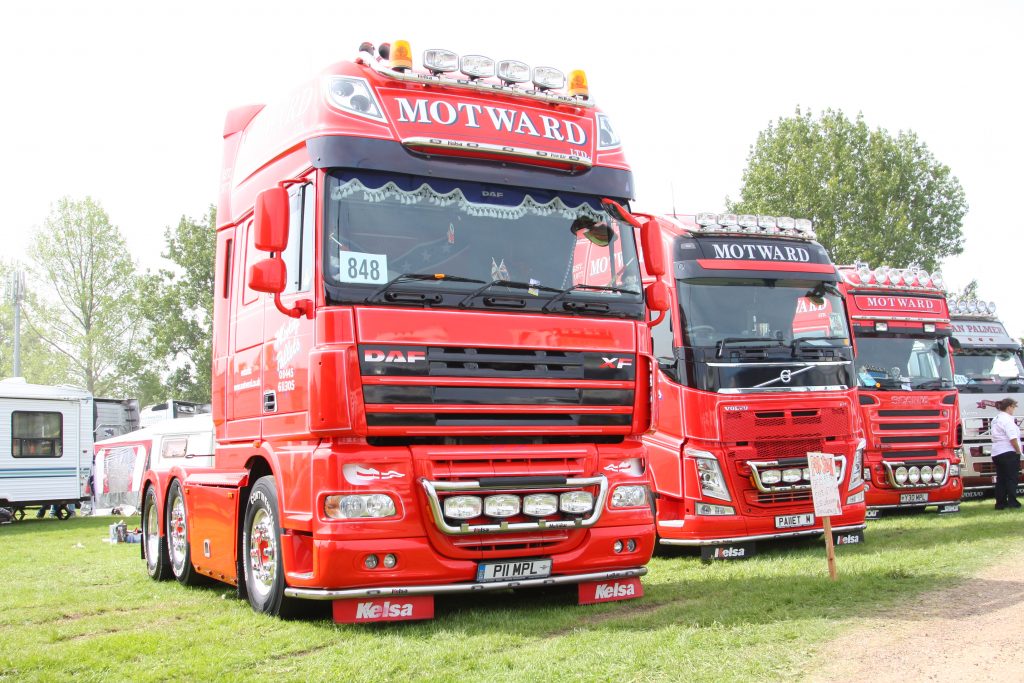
[1,0,1021,336]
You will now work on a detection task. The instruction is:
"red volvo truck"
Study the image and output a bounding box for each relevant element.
[641,213,867,560]
[949,299,1024,499]
[837,264,962,517]
[139,41,664,622]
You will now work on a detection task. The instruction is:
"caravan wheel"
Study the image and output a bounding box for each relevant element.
[166,479,203,586]
[143,487,172,581]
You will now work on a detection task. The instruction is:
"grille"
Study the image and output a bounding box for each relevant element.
[722,406,849,442]
[749,489,812,505]
[422,453,588,481]
[450,531,570,552]
[750,439,824,461]
[976,462,996,475]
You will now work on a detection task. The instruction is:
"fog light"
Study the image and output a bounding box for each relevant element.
[696,502,735,516]
[523,493,558,517]
[921,467,934,484]
[364,554,379,569]
[782,468,802,484]
[560,491,594,514]
[613,540,624,553]
[382,553,397,569]
[611,485,647,508]
[626,539,637,552]
[484,494,520,518]
[760,469,782,485]
[444,495,482,519]
[908,466,921,484]
[932,465,945,481]
[895,466,909,484]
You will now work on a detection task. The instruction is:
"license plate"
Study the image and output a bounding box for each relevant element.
[775,513,814,529]
[900,493,928,504]
[476,559,552,583]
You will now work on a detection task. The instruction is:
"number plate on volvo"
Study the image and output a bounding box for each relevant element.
[476,559,552,583]
[775,513,814,529]
[900,492,928,504]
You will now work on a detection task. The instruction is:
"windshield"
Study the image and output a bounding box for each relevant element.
[855,335,954,390]
[322,171,643,317]
[676,278,850,348]
[954,351,1024,386]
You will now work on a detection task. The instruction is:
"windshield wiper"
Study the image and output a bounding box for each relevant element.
[716,337,783,358]
[1001,376,1024,388]
[915,378,955,390]
[366,273,485,304]
[541,283,641,313]
[458,279,563,309]
[791,336,848,357]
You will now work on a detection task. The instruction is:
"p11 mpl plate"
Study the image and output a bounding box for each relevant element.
[900,492,928,504]
[476,559,552,583]
[775,513,814,529]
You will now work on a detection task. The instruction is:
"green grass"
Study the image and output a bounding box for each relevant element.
[2,503,1022,682]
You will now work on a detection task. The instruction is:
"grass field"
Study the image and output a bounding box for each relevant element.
[2,503,1023,682]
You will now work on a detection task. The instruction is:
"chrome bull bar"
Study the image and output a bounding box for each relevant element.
[420,475,608,535]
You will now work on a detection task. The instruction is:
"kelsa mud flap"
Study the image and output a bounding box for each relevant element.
[833,529,864,546]
[332,595,434,623]
[578,576,644,605]
[700,543,755,562]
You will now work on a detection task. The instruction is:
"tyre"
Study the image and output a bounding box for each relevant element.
[242,476,301,618]
[166,479,203,586]
[142,486,172,581]
[56,505,71,520]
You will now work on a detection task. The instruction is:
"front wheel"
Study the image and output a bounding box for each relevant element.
[142,486,172,581]
[242,476,301,618]
[166,479,203,585]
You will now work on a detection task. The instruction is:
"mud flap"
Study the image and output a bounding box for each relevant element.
[961,490,987,500]
[578,576,643,604]
[833,529,864,546]
[865,508,881,520]
[700,542,755,562]
[937,503,961,514]
[332,595,434,623]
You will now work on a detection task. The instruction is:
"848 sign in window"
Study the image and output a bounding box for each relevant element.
[337,251,388,284]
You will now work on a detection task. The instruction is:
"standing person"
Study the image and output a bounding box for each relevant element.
[991,398,1022,509]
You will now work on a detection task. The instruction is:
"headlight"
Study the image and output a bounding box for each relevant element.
[760,469,782,485]
[443,495,482,519]
[846,490,865,505]
[611,485,648,508]
[950,464,960,477]
[560,491,595,514]
[908,466,921,484]
[895,467,909,484]
[782,468,802,484]
[523,493,558,517]
[692,454,731,501]
[932,465,945,481]
[849,440,866,490]
[324,494,397,519]
[695,502,735,516]
[484,494,520,518]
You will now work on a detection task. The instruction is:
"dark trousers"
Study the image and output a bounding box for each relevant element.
[992,451,1021,506]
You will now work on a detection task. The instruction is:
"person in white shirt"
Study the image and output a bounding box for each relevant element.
[990,398,1022,509]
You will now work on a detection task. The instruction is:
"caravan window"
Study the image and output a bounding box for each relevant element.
[161,437,188,459]
[12,411,63,458]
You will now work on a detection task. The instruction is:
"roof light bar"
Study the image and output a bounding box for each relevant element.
[687,213,816,240]
[838,263,946,291]
[949,298,998,318]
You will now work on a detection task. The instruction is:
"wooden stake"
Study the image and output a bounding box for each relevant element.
[822,516,837,581]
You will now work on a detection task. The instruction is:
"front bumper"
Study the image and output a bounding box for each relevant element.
[657,522,866,546]
[285,566,647,600]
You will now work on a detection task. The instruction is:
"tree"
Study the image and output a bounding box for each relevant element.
[25,197,149,396]
[728,108,968,271]
[142,206,216,403]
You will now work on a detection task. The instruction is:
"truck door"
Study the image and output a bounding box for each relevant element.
[226,219,265,440]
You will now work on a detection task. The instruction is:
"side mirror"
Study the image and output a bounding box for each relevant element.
[248,258,286,294]
[254,187,289,252]
[646,280,670,312]
[641,219,666,277]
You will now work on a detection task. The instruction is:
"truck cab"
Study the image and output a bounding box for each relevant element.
[838,264,962,515]
[642,213,866,559]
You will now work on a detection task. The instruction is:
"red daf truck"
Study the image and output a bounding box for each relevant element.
[837,264,962,517]
[640,213,867,560]
[138,42,664,622]
[949,299,1024,499]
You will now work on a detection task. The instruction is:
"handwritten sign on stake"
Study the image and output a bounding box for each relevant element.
[807,451,842,580]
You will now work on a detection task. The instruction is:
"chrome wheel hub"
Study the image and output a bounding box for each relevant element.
[169,494,187,572]
[248,509,276,598]
[145,498,159,569]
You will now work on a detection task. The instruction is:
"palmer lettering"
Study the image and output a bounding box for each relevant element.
[711,243,810,262]
[394,97,587,144]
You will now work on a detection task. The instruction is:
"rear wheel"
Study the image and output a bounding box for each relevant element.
[242,476,301,618]
[142,487,172,580]
[166,479,203,585]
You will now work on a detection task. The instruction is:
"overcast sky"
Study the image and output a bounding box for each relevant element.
[1,0,1021,336]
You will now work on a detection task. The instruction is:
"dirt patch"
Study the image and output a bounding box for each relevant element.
[805,553,1024,682]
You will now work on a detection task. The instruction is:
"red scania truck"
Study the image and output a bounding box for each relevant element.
[949,299,1024,499]
[139,41,665,622]
[641,213,867,559]
[837,264,962,516]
